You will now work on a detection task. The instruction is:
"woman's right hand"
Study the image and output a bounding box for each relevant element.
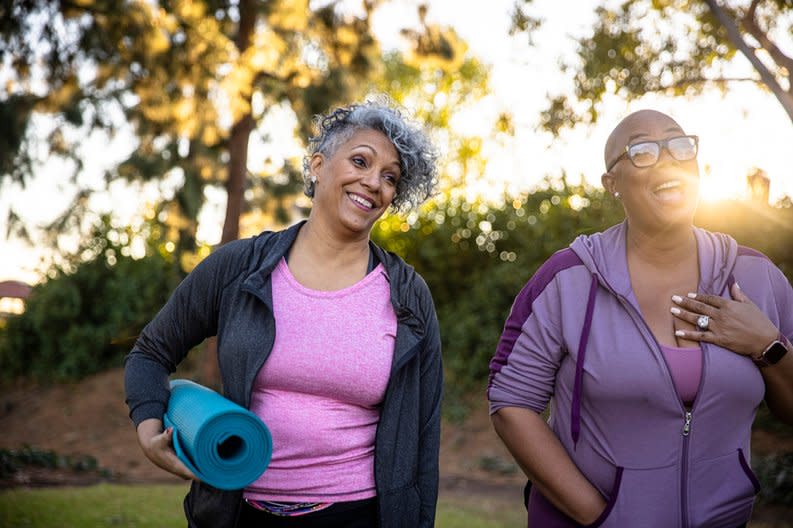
[491,407,607,525]
[136,418,199,481]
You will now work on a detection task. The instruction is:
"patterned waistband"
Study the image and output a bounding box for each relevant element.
[244,499,334,517]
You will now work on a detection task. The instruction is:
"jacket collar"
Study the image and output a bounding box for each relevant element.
[570,220,739,301]
[241,221,426,344]
[241,220,306,295]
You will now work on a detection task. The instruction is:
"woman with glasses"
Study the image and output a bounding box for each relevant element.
[125,99,443,528]
[488,109,793,527]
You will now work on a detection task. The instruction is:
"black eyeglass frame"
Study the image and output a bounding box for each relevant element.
[607,134,699,172]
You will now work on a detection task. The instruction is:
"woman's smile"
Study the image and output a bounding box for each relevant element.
[347,191,376,211]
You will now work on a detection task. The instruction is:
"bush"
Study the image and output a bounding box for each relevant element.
[0,446,103,479]
[0,216,183,381]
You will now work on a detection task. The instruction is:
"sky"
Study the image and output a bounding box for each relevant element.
[2,0,793,285]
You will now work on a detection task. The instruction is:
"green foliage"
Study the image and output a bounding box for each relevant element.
[0,446,103,479]
[373,179,625,396]
[0,216,182,381]
[0,94,35,182]
[372,50,500,199]
[510,0,793,134]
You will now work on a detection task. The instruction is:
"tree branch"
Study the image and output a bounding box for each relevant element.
[740,1,793,79]
[746,0,761,20]
[703,0,793,122]
[59,0,114,17]
[666,75,760,88]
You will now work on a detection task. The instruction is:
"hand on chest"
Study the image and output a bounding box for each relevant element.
[630,266,700,348]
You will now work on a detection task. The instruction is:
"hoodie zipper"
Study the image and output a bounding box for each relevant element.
[613,295,698,528]
[681,410,692,528]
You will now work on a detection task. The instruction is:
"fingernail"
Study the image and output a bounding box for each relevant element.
[735,282,741,290]
[675,330,685,337]
[671,295,683,303]
[670,307,681,315]
[687,293,697,299]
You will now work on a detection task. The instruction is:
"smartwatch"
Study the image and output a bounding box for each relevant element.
[753,333,790,367]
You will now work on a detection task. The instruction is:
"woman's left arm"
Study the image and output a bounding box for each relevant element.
[672,282,793,425]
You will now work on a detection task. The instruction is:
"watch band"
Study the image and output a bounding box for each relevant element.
[753,332,790,367]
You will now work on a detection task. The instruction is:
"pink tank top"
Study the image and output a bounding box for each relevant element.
[659,344,702,405]
[244,258,396,503]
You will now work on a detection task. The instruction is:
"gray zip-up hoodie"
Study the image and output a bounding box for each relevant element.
[489,221,793,527]
[125,221,443,528]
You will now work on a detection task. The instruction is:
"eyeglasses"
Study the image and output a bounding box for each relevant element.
[607,135,699,172]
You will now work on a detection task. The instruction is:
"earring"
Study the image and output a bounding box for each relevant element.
[614,191,621,199]
[310,175,317,184]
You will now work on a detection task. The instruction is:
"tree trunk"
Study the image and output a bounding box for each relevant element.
[220,114,255,244]
[204,0,258,390]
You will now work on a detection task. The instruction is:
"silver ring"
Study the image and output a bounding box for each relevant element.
[696,315,710,331]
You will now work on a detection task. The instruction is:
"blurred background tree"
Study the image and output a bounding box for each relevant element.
[0,1,493,257]
[510,0,793,135]
[1,0,792,398]
[0,0,507,386]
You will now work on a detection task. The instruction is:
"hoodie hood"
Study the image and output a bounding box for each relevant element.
[570,220,739,300]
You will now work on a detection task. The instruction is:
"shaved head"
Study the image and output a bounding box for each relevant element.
[604,110,685,171]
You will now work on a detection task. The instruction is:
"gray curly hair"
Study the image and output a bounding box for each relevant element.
[302,98,438,212]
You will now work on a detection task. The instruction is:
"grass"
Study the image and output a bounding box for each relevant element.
[0,483,525,527]
[2,483,791,527]
[0,484,188,528]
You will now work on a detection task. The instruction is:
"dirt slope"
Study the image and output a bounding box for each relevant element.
[0,368,523,488]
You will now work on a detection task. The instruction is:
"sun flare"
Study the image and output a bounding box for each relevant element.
[697,163,749,203]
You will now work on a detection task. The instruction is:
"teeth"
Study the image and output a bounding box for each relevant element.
[349,193,374,209]
[654,180,681,192]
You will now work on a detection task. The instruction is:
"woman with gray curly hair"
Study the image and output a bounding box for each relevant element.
[302,100,438,212]
[125,98,443,528]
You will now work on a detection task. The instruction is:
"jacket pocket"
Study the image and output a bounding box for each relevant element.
[738,448,761,494]
[689,448,759,527]
[526,467,623,528]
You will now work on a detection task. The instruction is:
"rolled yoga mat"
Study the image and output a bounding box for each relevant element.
[164,379,272,490]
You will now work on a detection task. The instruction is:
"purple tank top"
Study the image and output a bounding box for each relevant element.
[660,344,702,405]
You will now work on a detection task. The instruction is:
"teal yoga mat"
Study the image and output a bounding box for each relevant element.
[164,379,272,490]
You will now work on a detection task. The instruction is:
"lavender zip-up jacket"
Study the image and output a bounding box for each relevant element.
[488,221,793,528]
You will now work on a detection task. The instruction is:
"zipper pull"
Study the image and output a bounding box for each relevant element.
[682,411,692,437]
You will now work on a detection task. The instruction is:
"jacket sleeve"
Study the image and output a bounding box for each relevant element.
[124,239,252,427]
[487,268,566,415]
[417,279,443,527]
[769,264,793,342]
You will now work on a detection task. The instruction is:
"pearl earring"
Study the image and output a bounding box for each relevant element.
[311,176,317,184]
[614,191,621,199]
